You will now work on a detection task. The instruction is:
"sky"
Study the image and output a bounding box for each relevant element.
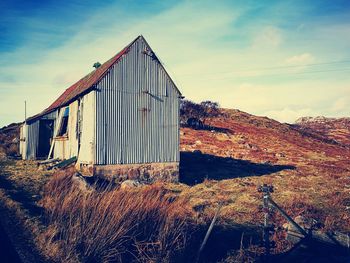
[1,0,350,127]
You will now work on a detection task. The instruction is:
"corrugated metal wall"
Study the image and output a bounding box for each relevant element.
[77,91,95,164]
[95,37,180,165]
[19,125,25,158]
[23,121,39,159]
[40,111,58,120]
[21,110,57,160]
[68,100,79,158]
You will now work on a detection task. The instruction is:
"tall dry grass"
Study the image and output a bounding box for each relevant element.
[39,170,195,263]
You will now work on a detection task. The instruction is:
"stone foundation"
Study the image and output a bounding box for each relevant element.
[90,162,179,183]
[77,163,94,177]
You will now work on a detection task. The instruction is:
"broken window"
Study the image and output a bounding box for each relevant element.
[57,107,69,136]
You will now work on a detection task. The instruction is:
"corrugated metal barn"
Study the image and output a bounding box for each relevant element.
[20,36,182,182]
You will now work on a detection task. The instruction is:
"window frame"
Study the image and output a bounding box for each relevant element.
[56,107,70,138]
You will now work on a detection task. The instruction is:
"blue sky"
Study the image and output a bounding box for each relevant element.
[1,0,350,127]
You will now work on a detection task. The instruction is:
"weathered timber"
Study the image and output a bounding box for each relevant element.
[38,158,59,165]
[49,156,77,170]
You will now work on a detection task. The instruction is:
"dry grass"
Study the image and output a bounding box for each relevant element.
[39,170,196,263]
[0,159,52,262]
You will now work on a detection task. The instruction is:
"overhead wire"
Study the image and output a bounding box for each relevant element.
[177,59,350,78]
[198,67,350,81]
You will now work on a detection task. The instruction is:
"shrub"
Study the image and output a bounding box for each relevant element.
[6,143,19,157]
[180,99,220,127]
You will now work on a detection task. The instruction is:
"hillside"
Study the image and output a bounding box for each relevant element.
[294,116,350,146]
[181,109,350,170]
[0,123,20,159]
[179,109,350,232]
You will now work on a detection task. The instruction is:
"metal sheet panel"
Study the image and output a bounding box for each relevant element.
[68,100,79,157]
[22,110,57,160]
[77,91,95,164]
[19,124,26,159]
[24,121,39,160]
[95,37,180,165]
[40,111,57,120]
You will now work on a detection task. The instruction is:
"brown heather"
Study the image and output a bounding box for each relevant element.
[39,170,196,263]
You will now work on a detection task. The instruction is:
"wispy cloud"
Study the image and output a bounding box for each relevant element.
[285,53,315,64]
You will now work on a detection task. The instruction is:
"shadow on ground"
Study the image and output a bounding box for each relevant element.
[179,151,295,185]
[181,123,232,134]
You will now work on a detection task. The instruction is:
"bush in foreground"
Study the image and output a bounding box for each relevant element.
[39,170,195,262]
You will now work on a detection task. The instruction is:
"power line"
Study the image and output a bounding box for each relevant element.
[178,59,350,77]
[194,67,350,81]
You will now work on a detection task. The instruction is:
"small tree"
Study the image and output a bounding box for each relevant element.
[180,99,220,128]
[180,99,202,124]
[199,100,220,126]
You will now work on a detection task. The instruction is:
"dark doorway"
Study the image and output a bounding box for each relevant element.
[38,120,54,158]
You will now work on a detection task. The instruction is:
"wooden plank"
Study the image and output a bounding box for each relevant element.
[38,158,59,165]
[48,156,77,170]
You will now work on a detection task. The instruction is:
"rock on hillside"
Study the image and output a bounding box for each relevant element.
[180,108,350,167]
[294,116,350,146]
[0,123,21,158]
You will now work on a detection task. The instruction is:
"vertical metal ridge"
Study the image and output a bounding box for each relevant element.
[94,37,180,165]
[23,110,57,160]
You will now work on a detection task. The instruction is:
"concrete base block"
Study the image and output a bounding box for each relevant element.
[89,162,179,183]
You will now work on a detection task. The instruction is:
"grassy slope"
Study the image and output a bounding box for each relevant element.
[178,109,350,232]
[294,117,350,146]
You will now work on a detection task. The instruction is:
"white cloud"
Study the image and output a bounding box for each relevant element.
[285,53,315,64]
[330,96,350,115]
[331,98,346,112]
[263,107,316,123]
